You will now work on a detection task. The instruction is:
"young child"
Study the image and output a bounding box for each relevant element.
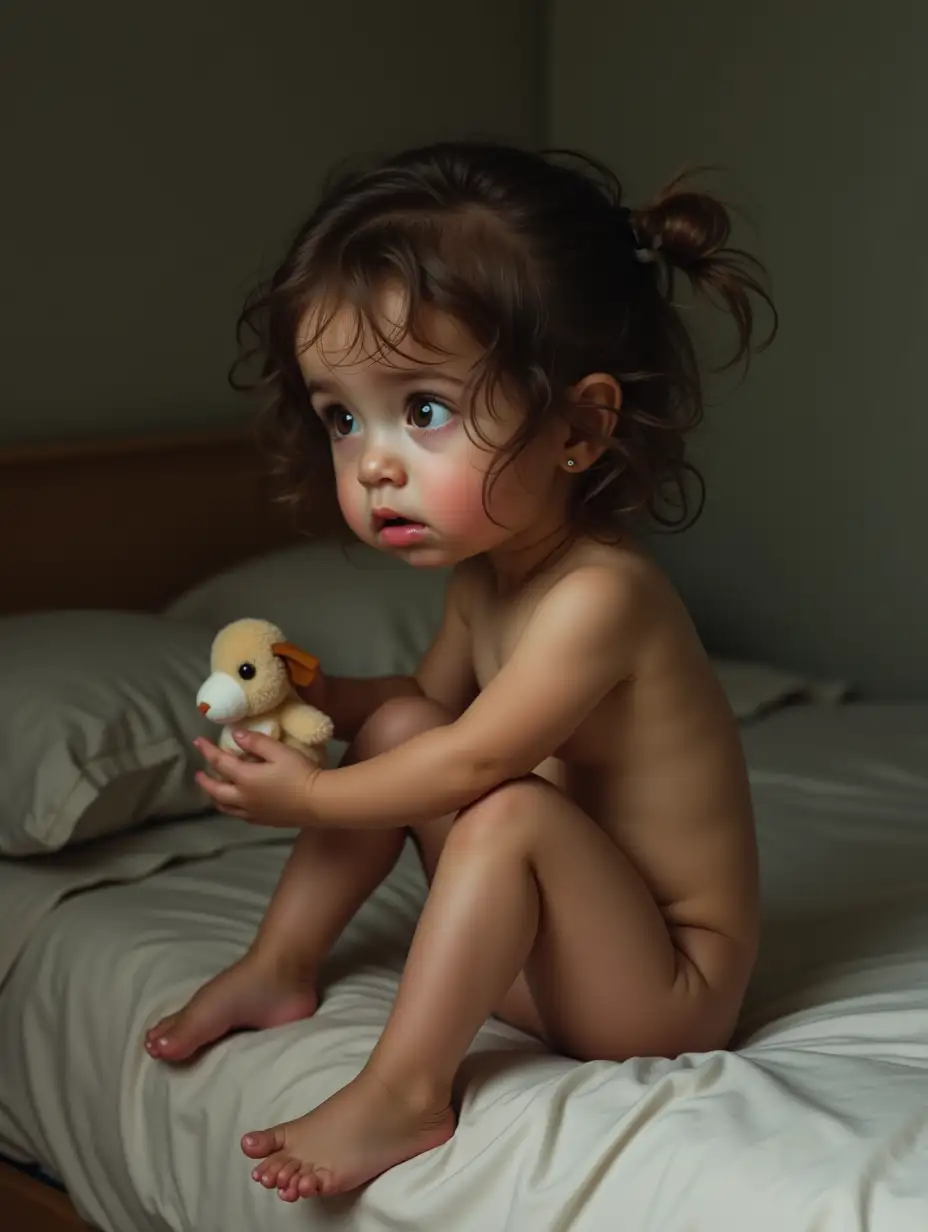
[146,140,775,1202]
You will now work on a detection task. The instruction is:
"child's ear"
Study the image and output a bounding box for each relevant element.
[561,374,622,473]
[271,641,319,688]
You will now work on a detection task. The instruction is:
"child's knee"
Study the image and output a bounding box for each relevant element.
[448,777,554,854]
[356,695,453,758]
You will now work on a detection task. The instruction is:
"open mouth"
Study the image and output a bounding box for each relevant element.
[373,511,428,544]
[373,509,416,530]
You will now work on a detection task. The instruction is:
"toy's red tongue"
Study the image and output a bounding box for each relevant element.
[198,702,210,715]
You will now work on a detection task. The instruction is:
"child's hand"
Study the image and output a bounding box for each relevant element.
[194,732,319,827]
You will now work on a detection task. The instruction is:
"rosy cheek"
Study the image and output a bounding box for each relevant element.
[420,467,489,536]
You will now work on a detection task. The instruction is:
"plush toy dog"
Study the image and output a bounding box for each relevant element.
[196,618,334,768]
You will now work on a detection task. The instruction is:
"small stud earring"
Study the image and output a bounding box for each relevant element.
[566,458,576,468]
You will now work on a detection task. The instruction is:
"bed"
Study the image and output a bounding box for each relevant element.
[1,428,927,1232]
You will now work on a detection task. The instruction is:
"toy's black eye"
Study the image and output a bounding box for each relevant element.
[238,662,256,680]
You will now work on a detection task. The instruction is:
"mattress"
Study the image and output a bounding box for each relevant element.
[1,703,927,1232]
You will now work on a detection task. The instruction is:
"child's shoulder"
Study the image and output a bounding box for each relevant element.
[447,536,681,638]
[545,536,677,616]
[545,538,684,645]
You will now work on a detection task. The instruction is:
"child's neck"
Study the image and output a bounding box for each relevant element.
[485,519,579,593]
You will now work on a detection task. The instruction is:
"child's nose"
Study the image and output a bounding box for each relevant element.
[358,445,406,487]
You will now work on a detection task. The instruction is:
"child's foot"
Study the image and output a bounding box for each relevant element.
[144,953,318,1062]
[242,1068,455,1200]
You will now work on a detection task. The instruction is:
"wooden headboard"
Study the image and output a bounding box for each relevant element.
[0,427,305,615]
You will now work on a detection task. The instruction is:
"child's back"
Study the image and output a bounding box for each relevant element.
[465,536,759,955]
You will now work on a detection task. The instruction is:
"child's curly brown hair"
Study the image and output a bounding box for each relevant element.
[231,140,776,539]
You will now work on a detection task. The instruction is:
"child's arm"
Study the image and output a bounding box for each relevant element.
[307,565,645,829]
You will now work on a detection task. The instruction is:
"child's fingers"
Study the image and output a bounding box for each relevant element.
[195,770,245,811]
[232,729,279,761]
[195,738,245,782]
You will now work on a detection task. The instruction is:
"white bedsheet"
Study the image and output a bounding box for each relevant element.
[1,704,928,1231]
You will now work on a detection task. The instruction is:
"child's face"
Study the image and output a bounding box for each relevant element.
[296,288,568,568]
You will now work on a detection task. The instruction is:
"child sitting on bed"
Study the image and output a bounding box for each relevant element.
[145,139,775,1202]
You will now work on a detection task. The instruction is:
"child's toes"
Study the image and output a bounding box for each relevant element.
[144,1018,198,1062]
[297,1168,323,1199]
[278,1177,302,1203]
[145,1015,178,1053]
[250,1157,277,1184]
[275,1159,301,1191]
[147,1013,177,1039]
[242,1127,282,1159]
[257,1164,280,1188]
[256,1150,292,1189]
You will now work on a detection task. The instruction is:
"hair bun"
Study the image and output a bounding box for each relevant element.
[631,174,777,368]
[635,187,729,270]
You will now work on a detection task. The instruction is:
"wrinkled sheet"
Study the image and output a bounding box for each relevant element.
[1,704,928,1232]
[0,814,295,985]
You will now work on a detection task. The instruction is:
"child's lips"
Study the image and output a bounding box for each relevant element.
[371,506,406,525]
[372,510,429,546]
[379,523,429,546]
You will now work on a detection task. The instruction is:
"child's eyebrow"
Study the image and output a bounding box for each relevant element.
[305,368,466,396]
[304,378,341,398]
[378,367,466,386]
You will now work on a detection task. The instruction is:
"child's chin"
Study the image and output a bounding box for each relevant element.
[385,540,462,569]
[403,552,453,569]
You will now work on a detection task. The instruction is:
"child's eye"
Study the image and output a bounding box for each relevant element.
[325,407,357,437]
[408,397,453,431]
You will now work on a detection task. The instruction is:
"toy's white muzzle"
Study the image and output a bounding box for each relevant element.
[196,672,249,723]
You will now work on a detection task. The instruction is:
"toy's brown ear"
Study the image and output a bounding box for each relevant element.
[271,641,319,688]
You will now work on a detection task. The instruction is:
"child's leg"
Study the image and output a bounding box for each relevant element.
[244,778,755,1202]
[410,810,548,1043]
[145,697,453,1062]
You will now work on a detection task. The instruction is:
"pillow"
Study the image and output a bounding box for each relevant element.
[0,611,213,856]
[712,658,850,722]
[164,540,451,678]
